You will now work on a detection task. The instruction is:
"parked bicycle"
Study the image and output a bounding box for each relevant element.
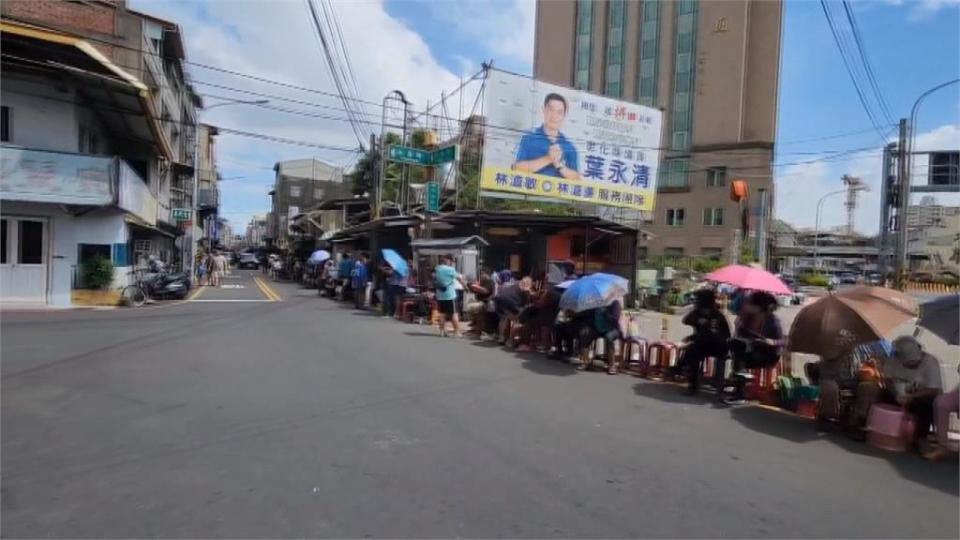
[121,270,150,307]
[121,267,191,307]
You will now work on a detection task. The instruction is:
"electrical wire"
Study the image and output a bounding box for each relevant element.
[820,0,891,143]
[841,0,895,125]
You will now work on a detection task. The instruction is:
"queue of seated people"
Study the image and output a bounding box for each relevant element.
[314,253,958,460]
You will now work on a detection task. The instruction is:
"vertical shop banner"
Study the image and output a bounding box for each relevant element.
[481,70,662,211]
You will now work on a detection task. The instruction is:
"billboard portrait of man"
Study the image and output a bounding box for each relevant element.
[511,93,579,180]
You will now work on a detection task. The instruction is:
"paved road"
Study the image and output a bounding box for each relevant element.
[2,270,957,538]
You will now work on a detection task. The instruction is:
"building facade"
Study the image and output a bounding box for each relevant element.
[268,158,346,248]
[195,123,220,249]
[533,0,782,259]
[245,215,268,248]
[1,0,199,305]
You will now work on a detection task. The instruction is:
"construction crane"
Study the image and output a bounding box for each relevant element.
[842,174,864,235]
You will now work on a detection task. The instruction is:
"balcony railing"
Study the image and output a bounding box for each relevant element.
[117,160,159,226]
[198,188,219,209]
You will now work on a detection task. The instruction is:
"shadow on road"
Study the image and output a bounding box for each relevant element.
[631,381,716,405]
[516,354,577,377]
[729,405,960,496]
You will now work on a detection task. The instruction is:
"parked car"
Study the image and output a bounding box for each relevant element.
[238,253,259,269]
[866,271,883,286]
[838,272,858,285]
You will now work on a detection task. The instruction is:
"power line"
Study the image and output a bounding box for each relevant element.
[841,0,895,125]
[820,0,890,143]
[4,37,894,159]
[304,0,368,149]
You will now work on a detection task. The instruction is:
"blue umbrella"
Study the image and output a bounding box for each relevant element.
[381,248,409,277]
[918,294,959,346]
[559,273,629,312]
[308,249,330,264]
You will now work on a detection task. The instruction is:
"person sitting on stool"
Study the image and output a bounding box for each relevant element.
[677,289,730,396]
[720,291,784,404]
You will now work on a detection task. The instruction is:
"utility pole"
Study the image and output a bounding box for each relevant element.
[894,118,910,289]
[755,188,768,267]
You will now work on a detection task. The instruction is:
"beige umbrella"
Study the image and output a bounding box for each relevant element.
[787,287,918,356]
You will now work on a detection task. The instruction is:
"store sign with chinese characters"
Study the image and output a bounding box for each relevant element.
[480,69,662,211]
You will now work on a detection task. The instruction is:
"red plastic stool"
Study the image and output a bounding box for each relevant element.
[399,300,417,322]
[646,341,678,380]
[744,361,781,403]
[621,338,649,375]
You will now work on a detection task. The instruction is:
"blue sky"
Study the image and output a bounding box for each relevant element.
[135,0,959,234]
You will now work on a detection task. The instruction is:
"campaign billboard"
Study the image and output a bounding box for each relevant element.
[481,70,662,211]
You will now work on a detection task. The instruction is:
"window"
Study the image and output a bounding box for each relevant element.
[706,167,727,187]
[702,247,723,259]
[703,207,724,227]
[666,208,685,227]
[671,0,697,151]
[289,185,302,197]
[604,0,626,97]
[637,0,660,107]
[574,0,593,89]
[18,220,43,264]
[664,247,685,256]
[314,187,325,200]
[1,219,7,264]
[1,106,10,142]
[659,158,689,188]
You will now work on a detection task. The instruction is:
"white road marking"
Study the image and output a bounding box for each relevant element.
[219,284,245,289]
[189,299,273,303]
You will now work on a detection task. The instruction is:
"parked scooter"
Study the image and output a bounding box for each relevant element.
[142,270,191,300]
[122,258,191,306]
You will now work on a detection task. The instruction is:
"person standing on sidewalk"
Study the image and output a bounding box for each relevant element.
[434,254,465,338]
[351,252,370,309]
[206,250,226,287]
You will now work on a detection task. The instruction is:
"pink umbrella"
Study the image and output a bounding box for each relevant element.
[705,264,792,295]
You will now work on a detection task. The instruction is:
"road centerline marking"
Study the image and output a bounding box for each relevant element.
[253,277,279,302]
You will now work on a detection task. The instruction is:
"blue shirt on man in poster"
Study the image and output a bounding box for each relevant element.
[513,125,579,178]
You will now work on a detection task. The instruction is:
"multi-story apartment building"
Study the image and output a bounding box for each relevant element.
[533,0,782,258]
[246,215,268,248]
[268,158,347,248]
[906,197,960,229]
[195,123,220,248]
[0,0,200,305]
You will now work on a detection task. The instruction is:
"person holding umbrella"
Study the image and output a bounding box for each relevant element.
[720,291,784,403]
[380,249,409,318]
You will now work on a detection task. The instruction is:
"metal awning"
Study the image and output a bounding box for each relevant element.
[1,20,174,161]
[411,235,488,256]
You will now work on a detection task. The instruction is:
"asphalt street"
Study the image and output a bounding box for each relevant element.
[2,270,957,538]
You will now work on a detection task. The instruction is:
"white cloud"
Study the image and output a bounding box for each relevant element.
[129,0,464,227]
[427,0,535,69]
[775,124,959,234]
[908,0,960,20]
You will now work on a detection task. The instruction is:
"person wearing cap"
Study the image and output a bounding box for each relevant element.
[677,289,731,396]
[852,335,942,445]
